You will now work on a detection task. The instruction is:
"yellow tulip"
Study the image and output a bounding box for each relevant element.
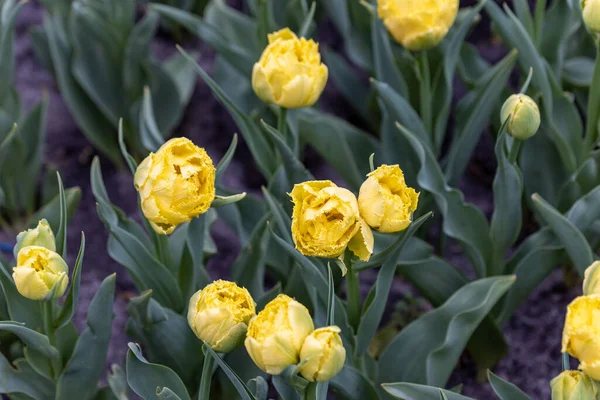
[12,246,69,301]
[252,28,328,108]
[299,326,346,382]
[13,219,56,259]
[290,180,374,262]
[245,294,314,375]
[584,261,600,296]
[187,280,256,353]
[582,0,600,34]
[358,165,419,233]
[377,0,459,51]
[500,94,541,140]
[134,138,216,235]
[550,370,599,400]
[562,295,600,380]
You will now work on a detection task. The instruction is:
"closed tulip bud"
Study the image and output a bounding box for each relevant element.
[582,0,600,34]
[13,219,56,259]
[134,138,216,235]
[187,280,256,353]
[252,28,328,109]
[550,370,599,400]
[245,294,314,375]
[562,295,600,380]
[299,326,346,382]
[290,180,374,262]
[584,261,600,296]
[12,246,69,301]
[358,165,419,233]
[377,0,459,51]
[500,94,541,140]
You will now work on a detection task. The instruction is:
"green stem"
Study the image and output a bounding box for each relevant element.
[584,39,600,153]
[419,51,432,139]
[42,302,62,380]
[508,139,523,164]
[198,350,215,400]
[345,252,361,332]
[278,107,288,140]
[562,352,570,371]
[153,232,171,269]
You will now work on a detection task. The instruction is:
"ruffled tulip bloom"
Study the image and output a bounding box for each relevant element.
[134,138,216,235]
[562,295,600,380]
[377,0,459,51]
[187,280,256,353]
[13,246,69,300]
[290,180,374,262]
[252,28,328,109]
[13,219,56,259]
[358,165,419,233]
[245,294,314,374]
[299,326,346,382]
[500,94,541,140]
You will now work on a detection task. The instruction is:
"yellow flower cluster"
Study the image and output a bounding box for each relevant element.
[559,262,600,390]
[290,165,419,262]
[188,285,345,382]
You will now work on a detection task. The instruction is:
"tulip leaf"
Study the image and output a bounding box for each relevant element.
[305,381,328,400]
[532,193,594,276]
[326,264,335,326]
[262,187,293,243]
[0,0,25,99]
[126,343,191,400]
[330,365,380,400]
[216,134,238,185]
[487,370,531,400]
[212,193,248,208]
[118,119,138,175]
[397,123,492,278]
[563,57,595,87]
[55,172,68,259]
[378,276,515,387]
[156,387,183,400]
[205,346,257,400]
[26,187,81,233]
[182,213,211,298]
[355,212,433,356]
[0,355,55,399]
[0,322,59,359]
[56,274,116,400]
[371,15,408,98]
[108,364,130,400]
[139,87,166,154]
[272,375,301,400]
[231,214,270,298]
[382,383,474,400]
[55,232,85,329]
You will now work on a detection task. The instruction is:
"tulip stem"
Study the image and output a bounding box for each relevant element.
[508,139,522,164]
[419,51,433,138]
[562,352,570,371]
[198,349,215,400]
[42,302,62,380]
[278,107,288,141]
[345,252,361,332]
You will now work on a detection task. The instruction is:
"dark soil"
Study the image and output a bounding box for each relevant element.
[5,1,580,399]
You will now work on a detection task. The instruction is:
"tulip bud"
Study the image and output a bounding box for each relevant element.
[299,326,346,382]
[13,219,56,260]
[245,294,314,375]
[12,246,69,300]
[134,138,216,235]
[550,370,599,400]
[187,280,256,353]
[377,0,459,51]
[252,28,328,109]
[358,165,419,233]
[583,261,600,296]
[500,94,541,140]
[562,295,600,381]
[582,0,600,34]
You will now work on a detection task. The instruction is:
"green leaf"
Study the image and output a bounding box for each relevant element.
[487,370,531,400]
[126,343,191,400]
[532,193,594,276]
[231,214,270,298]
[118,119,138,175]
[108,364,129,400]
[179,214,210,300]
[26,187,81,233]
[563,57,595,87]
[0,0,25,99]
[56,233,85,329]
[355,213,433,356]
[585,43,600,152]
[56,274,116,400]
[397,123,492,278]
[0,355,55,399]
[161,51,198,110]
[204,346,257,400]
[371,15,408,98]
[330,365,380,400]
[0,322,59,359]
[216,134,238,185]
[378,276,515,387]
[326,264,335,326]
[382,383,474,400]
[138,86,165,153]
[55,172,68,258]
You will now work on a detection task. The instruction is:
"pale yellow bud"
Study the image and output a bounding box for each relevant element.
[582,0,600,34]
[187,280,256,353]
[13,219,56,259]
[299,326,346,382]
[358,165,419,233]
[12,246,69,301]
[134,138,216,235]
[584,261,600,296]
[245,294,314,375]
[252,28,328,109]
[500,94,541,140]
[550,370,600,400]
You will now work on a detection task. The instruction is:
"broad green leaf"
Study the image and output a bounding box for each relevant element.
[585,43,600,152]
[563,57,595,87]
[532,193,594,276]
[330,365,380,400]
[378,276,515,387]
[0,355,55,399]
[397,123,492,278]
[0,0,25,99]
[56,233,85,328]
[0,322,59,359]
[371,15,407,98]
[487,370,531,400]
[231,214,270,298]
[179,214,210,300]
[26,187,81,232]
[162,51,198,109]
[382,383,474,400]
[204,346,257,400]
[108,364,129,400]
[56,274,116,400]
[126,343,191,400]
[157,387,183,400]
